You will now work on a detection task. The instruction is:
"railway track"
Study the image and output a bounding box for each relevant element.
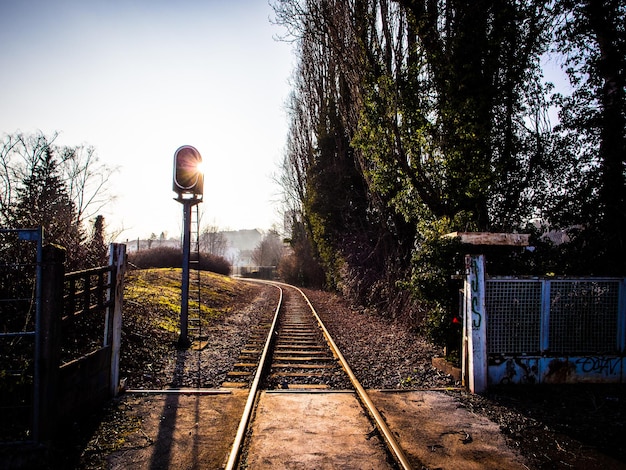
[223,286,351,390]
[223,281,413,470]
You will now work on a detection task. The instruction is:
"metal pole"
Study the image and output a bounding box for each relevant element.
[179,200,192,348]
[33,227,43,442]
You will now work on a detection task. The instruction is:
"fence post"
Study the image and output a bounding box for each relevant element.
[105,243,126,397]
[463,254,488,393]
[37,244,65,443]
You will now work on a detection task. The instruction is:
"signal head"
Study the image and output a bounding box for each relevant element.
[173,145,204,196]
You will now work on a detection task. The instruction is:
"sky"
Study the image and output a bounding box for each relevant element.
[0,0,294,242]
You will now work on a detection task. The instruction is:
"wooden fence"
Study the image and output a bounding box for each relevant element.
[38,243,126,442]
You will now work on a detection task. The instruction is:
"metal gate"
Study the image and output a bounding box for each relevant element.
[486,278,624,356]
[0,228,43,444]
[462,254,626,392]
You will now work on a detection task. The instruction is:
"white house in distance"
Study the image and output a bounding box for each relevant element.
[221,229,263,267]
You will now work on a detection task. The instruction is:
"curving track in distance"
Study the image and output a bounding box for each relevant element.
[224,280,413,470]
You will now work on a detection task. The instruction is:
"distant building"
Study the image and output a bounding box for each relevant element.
[222,229,263,266]
[221,229,263,251]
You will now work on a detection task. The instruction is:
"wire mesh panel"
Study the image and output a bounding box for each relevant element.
[0,228,41,443]
[549,280,620,354]
[486,280,542,354]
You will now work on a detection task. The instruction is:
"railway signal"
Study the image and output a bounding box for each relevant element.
[173,145,203,348]
[173,145,204,197]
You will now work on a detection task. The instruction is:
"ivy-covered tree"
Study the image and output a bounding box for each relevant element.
[354,0,553,231]
[273,0,624,347]
[549,0,626,274]
[275,1,378,294]
[274,1,553,283]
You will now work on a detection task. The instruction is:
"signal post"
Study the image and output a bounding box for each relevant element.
[172,145,203,348]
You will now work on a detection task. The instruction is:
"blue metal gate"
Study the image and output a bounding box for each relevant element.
[485,277,626,384]
[0,228,43,444]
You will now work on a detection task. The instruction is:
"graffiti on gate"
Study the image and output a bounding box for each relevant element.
[492,358,539,385]
[575,356,622,376]
[467,255,482,329]
[495,356,625,384]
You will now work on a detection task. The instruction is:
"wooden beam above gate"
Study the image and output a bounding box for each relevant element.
[444,232,530,246]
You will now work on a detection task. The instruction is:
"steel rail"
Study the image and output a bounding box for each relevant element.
[224,282,283,470]
[124,389,231,395]
[225,279,413,470]
[291,283,414,470]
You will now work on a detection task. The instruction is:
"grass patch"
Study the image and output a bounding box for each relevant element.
[126,268,182,315]
[116,267,263,391]
[124,268,251,333]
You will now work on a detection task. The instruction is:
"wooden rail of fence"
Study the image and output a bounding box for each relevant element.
[64,266,112,319]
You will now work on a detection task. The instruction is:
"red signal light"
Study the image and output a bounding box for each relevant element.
[173,145,203,195]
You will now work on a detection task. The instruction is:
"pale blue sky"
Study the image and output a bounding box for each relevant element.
[0,0,294,241]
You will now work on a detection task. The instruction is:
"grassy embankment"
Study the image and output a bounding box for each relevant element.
[123,267,247,336]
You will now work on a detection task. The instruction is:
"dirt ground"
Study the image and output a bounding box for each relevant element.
[51,384,626,470]
[244,389,534,469]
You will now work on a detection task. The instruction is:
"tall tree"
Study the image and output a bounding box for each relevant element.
[357,0,552,230]
[551,0,626,273]
[275,0,377,291]
[13,143,85,268]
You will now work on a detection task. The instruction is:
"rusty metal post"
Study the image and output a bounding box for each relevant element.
[105,243,126,396]
[463,254,488,393]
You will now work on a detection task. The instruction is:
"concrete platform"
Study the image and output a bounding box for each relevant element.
[104,390,248,470]
[369,390,528,469]
[244,391,393,469]
[99,388,528,469]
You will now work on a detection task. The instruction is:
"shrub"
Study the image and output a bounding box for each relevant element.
[277,250,325,288]
[128,247,231,275]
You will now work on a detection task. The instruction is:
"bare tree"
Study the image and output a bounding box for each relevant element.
[0,131,117,269]
[252,230,284,266]
[200,223,229,257]
[0,131,116,230]
[0,132,52,225]
[59,143,117,228]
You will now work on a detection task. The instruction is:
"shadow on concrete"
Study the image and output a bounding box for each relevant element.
[148,349,187,470]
